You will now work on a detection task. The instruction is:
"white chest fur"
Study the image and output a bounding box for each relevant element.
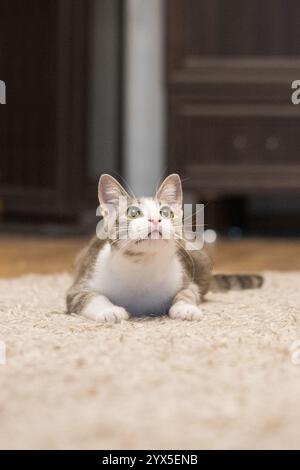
[89,243,183,316]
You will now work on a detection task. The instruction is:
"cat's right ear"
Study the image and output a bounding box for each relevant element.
[98,174,130,215]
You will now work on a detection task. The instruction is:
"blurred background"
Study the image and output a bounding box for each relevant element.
[1,0,300,276]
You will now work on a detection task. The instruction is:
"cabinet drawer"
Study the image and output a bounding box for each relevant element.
[176,117,300,166]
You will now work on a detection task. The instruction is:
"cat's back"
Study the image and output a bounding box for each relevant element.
[177,245,212,296]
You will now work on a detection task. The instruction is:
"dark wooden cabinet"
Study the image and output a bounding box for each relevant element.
[167,0,300,200]
[0,0,89,220]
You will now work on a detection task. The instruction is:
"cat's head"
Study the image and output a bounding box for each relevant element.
[98,174,183,253]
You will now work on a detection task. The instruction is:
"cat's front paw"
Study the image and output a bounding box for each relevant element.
[85,306,129,323]
[100,306,129,323]
[169,303,203,321]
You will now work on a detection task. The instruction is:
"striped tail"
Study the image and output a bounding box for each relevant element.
[210,274,263,292]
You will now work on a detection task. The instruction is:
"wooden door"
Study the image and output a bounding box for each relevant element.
[0,0,89,219]
[167,0,300,197]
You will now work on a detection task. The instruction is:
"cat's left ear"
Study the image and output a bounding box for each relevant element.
[156,174,182,206]
[98,174,130,215]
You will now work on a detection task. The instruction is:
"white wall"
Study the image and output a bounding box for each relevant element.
[89,0,120,178]
[124,0,165,196]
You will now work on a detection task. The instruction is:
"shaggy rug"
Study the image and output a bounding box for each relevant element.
[0,272,300,450]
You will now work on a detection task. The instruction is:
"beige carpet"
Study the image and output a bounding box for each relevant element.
[0,272,300,450]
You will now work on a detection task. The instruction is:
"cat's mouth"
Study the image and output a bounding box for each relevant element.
[147,228,163,239]
[134,229,164,243]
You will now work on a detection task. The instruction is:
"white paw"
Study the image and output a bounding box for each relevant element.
[96,306,129,323]
[169,303,203,321]
[83,306,129,323]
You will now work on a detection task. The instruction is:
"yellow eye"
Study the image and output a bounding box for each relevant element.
[126,206,143,219]
[160,206,174,219]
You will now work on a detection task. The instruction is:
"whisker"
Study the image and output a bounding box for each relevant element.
[182,209,205,224]
[182,202,209,218]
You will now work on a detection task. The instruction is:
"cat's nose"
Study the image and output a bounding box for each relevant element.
[148,218,161,226]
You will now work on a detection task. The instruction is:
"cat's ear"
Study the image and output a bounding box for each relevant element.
[156,174,182,206]
[98,174,130,213]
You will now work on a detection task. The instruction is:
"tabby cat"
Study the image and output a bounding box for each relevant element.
[66,174,262,322]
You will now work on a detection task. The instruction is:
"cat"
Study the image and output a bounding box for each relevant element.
[66,174,263,322]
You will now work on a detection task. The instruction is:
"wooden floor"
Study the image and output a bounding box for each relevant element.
[0,235,299,278]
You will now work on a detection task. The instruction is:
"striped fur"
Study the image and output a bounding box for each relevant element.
[210,274,263,292]
[66,174,264,322]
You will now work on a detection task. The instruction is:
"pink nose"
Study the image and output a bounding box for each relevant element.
[149,218,160,226]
